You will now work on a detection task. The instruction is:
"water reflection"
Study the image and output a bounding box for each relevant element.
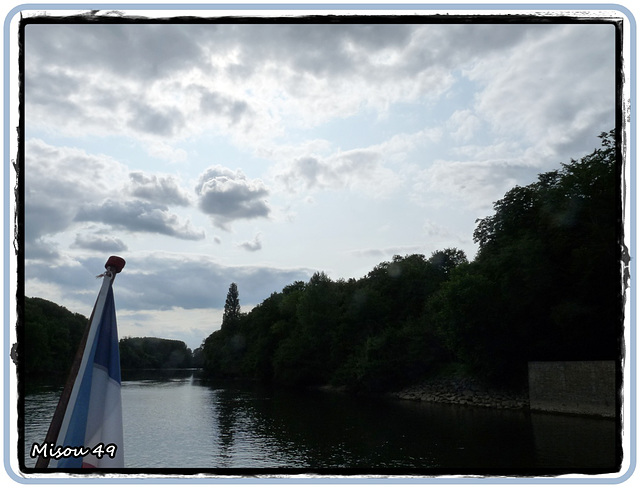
[217,384,538,471]
[21,373,619,474]
[212,388,241,467]
[530,411,618,469]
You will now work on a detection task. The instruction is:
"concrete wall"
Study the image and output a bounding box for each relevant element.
[528,361,617,417]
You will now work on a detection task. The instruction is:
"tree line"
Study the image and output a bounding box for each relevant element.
[22,297,201,381]
[119,337,197,370]
[200,130,623,391]
[21,130,623,392]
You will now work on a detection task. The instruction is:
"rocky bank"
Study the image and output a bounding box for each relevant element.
[389,376,530,410]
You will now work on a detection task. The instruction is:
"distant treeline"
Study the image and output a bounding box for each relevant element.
[119,337,199,370]
[200,130,623,391]
[22,297,202,381]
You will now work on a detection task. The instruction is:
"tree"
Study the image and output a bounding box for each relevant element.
[445,129,622,383]
[200,130,621,392]
[428,248,468,275]
[222,282,241,330]
[119,337,193,369]
[24,297,88,380]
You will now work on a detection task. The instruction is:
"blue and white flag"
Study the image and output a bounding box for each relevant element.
[51,273,124,468]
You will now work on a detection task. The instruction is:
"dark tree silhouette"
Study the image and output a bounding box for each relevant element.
[222,282,241,330]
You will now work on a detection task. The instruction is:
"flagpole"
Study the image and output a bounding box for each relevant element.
[35,256,125,469]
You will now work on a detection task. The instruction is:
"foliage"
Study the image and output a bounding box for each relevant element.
[201,131,622,391]
[434,129,622,385]
[222,282,242,331]
[119,337,193,370]
[23,297,88,380]
[23,297,196,381]
[22,131,622,392]
[202,252,464,391]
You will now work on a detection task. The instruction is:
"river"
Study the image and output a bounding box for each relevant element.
[21,370,619,475]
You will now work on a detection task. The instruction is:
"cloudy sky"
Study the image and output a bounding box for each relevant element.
[22,10,618,349]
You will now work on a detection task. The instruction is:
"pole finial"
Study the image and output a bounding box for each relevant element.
[105,256,126,273]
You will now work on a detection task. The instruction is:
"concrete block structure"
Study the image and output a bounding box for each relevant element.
[528,361,617,417]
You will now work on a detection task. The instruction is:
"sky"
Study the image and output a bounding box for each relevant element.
[21,10,618,350]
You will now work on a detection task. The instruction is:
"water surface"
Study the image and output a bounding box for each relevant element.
[21,371,619,475]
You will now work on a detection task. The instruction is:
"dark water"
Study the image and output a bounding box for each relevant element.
[21,370,619,475]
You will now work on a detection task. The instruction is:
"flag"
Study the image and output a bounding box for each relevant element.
[50,272,124,468]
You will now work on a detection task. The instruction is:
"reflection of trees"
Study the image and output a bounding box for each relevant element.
[235,386,424,469]
[530,412,618,470]
[206,383,615,472]
[212,388,239,467]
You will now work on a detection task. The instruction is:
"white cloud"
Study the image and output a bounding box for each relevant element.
[238,233,263,252]
[25,138,205,260]
[447,109,481,143]
[348,245,426,260]
[75,199,205,241]
[128,171,191,206]
[275,128,439,197]
[195,166,271,230]
[24,24,530,153]
[464,24,614,152]
[25,22,614,177]
[126,98,186,137]
[71,233,129,253]
[25,139,129,245]
[142,139,189,163]
[415,157,535,212]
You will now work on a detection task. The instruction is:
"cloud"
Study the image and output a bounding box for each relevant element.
[24,139,203,254]
[407,26,614,214]
[24,139,130,247]
[464,24,614,155]
[25,22,614,171]
[26,238,62,261]
[195,166,270,230]
[277,129,436,195]
[287,157,323,189]
[26,68,81,107]
[238,233,263,252]
[416,157,538,212]
[26,23,206,81]
[205,24,415,83]
[126,98,186,137]
[25,252,313,312]
[142,139,188,163]
[21,24,516,147]
[348,245,426,260]
[71,233,129,253]
[196,86,252,125]
[25,252,314,326]
[128,171,191,206]
[75,199,205,240]
[25,24,204,141]
[447,110,481,143]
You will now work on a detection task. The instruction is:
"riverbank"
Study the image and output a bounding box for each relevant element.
[388,376,530,410]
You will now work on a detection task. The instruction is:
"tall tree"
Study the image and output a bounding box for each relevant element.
[222,282,241,330]
[432,130,621,385]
